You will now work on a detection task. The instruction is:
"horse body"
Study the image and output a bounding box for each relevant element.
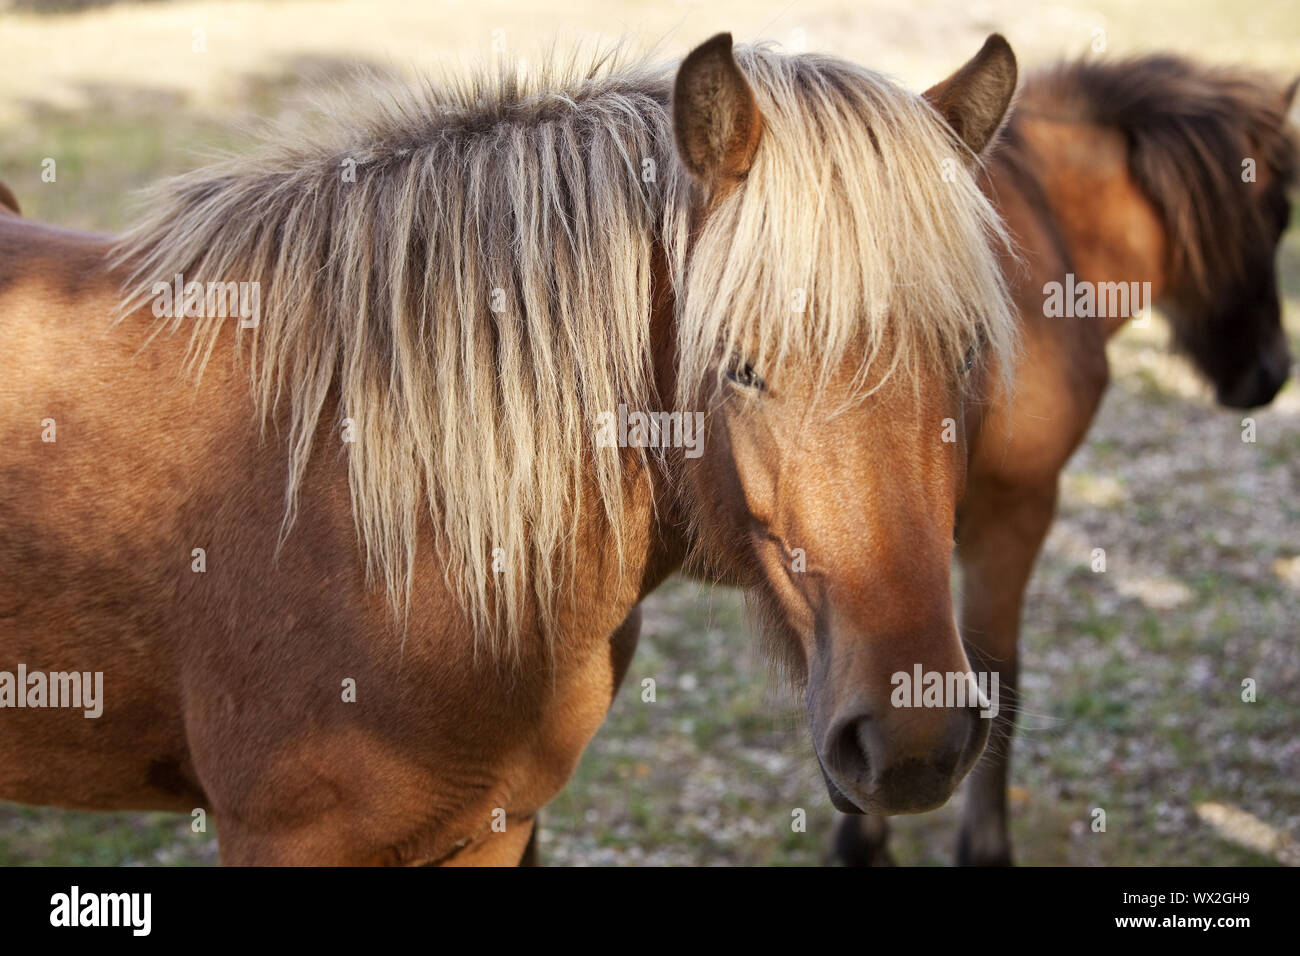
[0,217,666,863]
[0,35,1022,863]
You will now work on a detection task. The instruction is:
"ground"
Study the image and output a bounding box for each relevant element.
[0,0,1296,865]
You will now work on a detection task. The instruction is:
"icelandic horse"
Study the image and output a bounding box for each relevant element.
[0,35,1021,864]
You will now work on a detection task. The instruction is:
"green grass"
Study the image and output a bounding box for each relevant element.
[0,804,216,866]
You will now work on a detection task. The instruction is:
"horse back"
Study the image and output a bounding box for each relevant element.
[965,128,1112,489]
[0,215,232,809]
[0,215,650,860]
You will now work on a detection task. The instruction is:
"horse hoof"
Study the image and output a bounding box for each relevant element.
[828,814,896,867]
[955,830,1013,867]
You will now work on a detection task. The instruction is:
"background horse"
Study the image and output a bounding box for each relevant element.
[835,53,1299,866]
[0,34,1018,864]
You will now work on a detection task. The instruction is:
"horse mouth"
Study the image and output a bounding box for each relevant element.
[815,755,868,814]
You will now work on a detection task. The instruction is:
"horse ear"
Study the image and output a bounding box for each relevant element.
[672,33,764,190]
[923,34,1018,158]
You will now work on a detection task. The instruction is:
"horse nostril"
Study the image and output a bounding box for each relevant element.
[854,717,887,773]
[827,715,878,787]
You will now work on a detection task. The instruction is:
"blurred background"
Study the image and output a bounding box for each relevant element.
[0,0,1297,865]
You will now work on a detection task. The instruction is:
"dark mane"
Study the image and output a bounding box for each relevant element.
[1012,55,1298,296]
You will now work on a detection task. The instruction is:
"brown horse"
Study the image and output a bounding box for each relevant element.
[834,54,1299,866]
[0,34,1020,864]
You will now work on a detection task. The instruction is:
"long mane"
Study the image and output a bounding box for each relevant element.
[112,44,1016,653]
[1016,55,1299,296]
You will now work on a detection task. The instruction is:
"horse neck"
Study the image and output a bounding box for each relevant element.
[1011,113,1171,338]
[635,240,693,582]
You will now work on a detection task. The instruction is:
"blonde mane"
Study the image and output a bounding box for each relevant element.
[680,48,1016,405]
[113,44,1016,655]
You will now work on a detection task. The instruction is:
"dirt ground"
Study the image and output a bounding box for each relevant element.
[0,0,1296,865]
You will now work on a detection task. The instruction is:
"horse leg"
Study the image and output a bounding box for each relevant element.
[828,812,894,866]
[607,605,642,698]
[518,822,540,866]
[514,605,643,867]
[217,818,377,865]
[953,478,1057,866]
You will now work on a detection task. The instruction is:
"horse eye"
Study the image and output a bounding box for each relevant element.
[726,362,765,391]
[961,346,976,374]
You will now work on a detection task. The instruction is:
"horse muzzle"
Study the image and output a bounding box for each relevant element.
[813,702,989,815]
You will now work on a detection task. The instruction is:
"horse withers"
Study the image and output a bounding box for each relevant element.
[0,34,1019,863]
